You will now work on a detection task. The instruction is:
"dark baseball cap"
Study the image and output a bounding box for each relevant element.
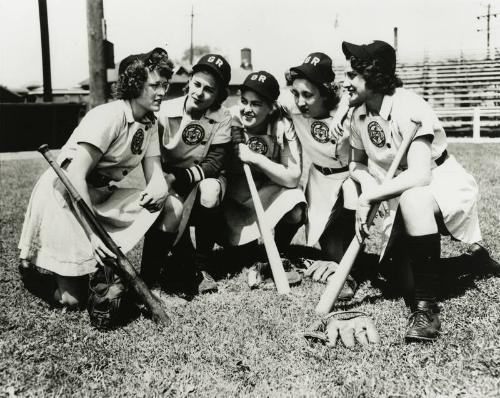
[118,47,169,75]
[192,54,231,87]
[342,40,396,74]
[289,52,335,86]
[240,71,280,103]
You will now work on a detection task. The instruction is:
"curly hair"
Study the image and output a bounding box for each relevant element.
[183,68,228,112]
[113,50,173,100]
[286,70,341,111]
[349,56,403,95]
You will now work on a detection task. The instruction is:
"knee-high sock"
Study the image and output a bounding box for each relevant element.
[274,218,303,257]
[194,205,220,271]
[140,228,175,287]
[408,233,441,304]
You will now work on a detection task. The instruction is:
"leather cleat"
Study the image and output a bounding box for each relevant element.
[465,243,500,277]
[197,270,218,294]
[405,301,441,343]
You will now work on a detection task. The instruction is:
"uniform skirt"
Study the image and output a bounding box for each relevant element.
[375,155,482,258]
[223,174,306,246]
[305,166,352,246]
[18,168,161,277]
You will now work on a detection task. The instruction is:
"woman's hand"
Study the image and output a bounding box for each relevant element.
[355,193,373,243]
[138,187,168,213]
[237,143,258,165]
[90,233,116,265]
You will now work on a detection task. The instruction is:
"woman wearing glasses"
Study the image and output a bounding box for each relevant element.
[142,54,233,296]
[280,52,357,294]
[18,48,172,308]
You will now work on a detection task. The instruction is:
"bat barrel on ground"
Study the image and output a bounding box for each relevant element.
[315,122,422,315]
[243,163,291,294]
[38,144,171,325]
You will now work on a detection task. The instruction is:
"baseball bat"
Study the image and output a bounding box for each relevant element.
[315,121,421,314]
[38,144,171,325]
[243,163,291,294]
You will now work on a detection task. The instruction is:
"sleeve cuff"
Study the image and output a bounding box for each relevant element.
[187,165,205,182]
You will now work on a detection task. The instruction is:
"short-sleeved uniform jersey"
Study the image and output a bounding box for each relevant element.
[59,100,160,182]
[223,107,306,246]
[19,100,162,276]
[278,91,354,246]
[157,95,231,171]
[349,87,481,256]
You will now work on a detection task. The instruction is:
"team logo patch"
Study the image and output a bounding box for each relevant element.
[131,129,144,154]
[247,136,268,155]
[367,121,386,148]
[310,121,332,144]
[182,124,205,145]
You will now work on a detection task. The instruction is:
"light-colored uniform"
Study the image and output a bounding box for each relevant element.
[156,95,231,234]
[349,87,482,257]
[18,100,162,276]
[279,92,354,246]
[224,108,306,246]
[157,95,231,185]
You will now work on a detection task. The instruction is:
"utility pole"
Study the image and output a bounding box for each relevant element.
[86,0,107,108]
[190,5,194,65]
[477,3,499,60]
[393,27,398,56]
[38,0,52,102]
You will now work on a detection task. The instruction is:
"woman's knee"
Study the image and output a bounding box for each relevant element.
[157,196,183,232]
[342,178,360,210]
[198,179,222,208]
[399,187,435,217]
[55,275,88,308]
[283,203,307,225]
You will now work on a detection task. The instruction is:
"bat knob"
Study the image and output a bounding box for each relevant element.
[38,144,50,154]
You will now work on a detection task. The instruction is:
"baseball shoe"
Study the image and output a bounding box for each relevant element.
[405,300,441,343]
[197,270,218,294]
[247,260,302,290]
[465,243,500,277]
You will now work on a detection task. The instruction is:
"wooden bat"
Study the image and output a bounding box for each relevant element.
[315,121,422,314]
[243,163,291,294]
[38,144,171,325]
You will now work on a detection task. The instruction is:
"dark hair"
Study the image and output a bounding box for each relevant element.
[113,51,173,100]
[183,68,228,112]
[286,71,340,111]
[350,56,403,95]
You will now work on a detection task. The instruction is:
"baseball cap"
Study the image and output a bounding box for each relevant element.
[118,47,169,75]
[289,52,335,86]
[192,54,231,87]
[240,71,280,103]
[342,40,396,74]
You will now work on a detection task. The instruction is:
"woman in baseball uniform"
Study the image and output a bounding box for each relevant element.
[279,53,357,285]
[224,70,306,275]
[342,40,497,342]
[18,48,172,308]
[142,54,232,295]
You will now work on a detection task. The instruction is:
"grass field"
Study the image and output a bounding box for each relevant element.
[1,143,499,397]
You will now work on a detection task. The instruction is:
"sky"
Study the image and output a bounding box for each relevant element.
[0,0,498,89]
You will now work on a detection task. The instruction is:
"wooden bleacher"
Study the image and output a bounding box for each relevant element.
[335,52,500,139]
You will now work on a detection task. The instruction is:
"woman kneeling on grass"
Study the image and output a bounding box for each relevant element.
[141,54,233,295]
[224,70,307,286]
[18,48,172,308]
[337,40,499,343]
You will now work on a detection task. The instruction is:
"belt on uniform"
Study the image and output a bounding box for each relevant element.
[314,164,349,175]
[87,171,112,188]
[435,150,448,167]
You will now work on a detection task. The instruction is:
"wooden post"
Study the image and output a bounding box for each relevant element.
[38,0,52,102]
[473,107,481,142]
[86,0,107,108]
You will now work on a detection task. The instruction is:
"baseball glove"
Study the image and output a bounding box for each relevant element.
[87,259,130,330]
[304,311,380,348]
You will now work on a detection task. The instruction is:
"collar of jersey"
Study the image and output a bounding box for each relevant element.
[162,95,225,123]
[290,102,337,120]
[356,93,394,121]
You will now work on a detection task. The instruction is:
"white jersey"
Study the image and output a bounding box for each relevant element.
[278,91,350,169]
[156,95,231,168]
